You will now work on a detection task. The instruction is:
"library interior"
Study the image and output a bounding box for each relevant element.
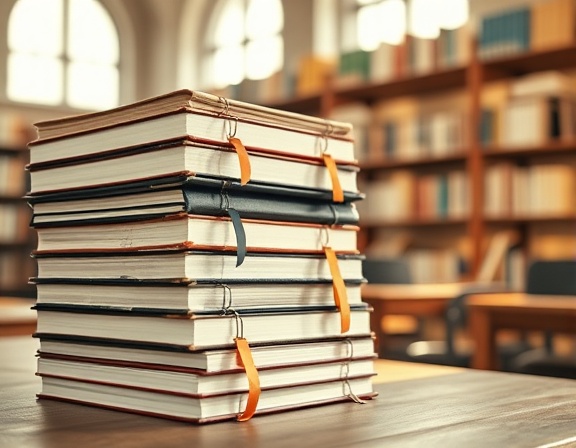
[1,0,576,446]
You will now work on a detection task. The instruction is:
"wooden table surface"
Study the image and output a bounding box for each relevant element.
[361,283,467,356]
[469,292,576,370]
[0,297,36,337]
[2,336,576,448]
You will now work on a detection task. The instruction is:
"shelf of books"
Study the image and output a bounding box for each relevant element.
[265,0,576,286]
[0,145,36,298]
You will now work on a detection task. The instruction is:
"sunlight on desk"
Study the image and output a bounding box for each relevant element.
[373,359,465,384]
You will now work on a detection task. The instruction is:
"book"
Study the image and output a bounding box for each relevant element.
[37,336,376,373]
[510,71,576,98]
[33,280,364,313]
[29,90,355,165]
[531,0,576,51]
[28,140,359,195]
[34,251,365,281]
[34,306,372,349]
[38,375,376,423]
[37,355,376,396]
[33,213,359,254]
[28,175,361,227]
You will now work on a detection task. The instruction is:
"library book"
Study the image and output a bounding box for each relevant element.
[33,213,358,254]
[29,89,355,165]
[28,140,359,195]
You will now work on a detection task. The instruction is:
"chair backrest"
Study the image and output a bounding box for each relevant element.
[362,258,412,284]
[526,260,576,296]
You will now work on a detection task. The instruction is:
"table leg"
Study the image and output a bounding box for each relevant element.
[470,307,497,370]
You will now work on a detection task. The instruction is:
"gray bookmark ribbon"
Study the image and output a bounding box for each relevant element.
[220,182,246,267]
[227,207,246,267]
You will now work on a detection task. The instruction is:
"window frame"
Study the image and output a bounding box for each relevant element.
[202,0,285,90]
[0,0,135,112]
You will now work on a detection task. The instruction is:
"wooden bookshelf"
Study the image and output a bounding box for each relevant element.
[360,152,468,171]
[0,145,35,298]
[266,38,576,282]
[335,66,467,104]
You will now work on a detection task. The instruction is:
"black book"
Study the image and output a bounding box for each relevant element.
[29,175,362,227]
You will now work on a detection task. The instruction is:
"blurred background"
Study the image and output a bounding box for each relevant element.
[0,0,574,374]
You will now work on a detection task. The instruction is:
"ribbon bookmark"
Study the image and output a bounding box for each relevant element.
[235,337,261,421]
[226,208,246,267]
[324,246,350,333]
[323,154,344,203]
[229,137,251,186]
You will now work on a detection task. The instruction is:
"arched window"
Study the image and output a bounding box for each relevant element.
[205,0,284,89]
[352,0,469,49]
[7,0,119,110]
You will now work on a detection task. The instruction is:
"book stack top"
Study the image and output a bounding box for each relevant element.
[27,90,360,196]
[28,89,375,423]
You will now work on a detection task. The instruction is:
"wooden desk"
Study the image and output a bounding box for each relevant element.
[361,283,463,356]
[0,297,36,336]
[469,293,576,370]
[3,337,576,447]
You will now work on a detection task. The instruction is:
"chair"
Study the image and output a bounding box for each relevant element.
[509,260,576,379]
[404,283,530,369]
[404,231,531,369]
[362,258,412,285]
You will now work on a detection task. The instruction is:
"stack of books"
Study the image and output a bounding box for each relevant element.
[27,90,376,423]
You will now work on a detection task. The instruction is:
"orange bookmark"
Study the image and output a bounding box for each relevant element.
[322,153,344,203]
[229,137,251,186]
[324,246,350,333]
[235,337,261,421]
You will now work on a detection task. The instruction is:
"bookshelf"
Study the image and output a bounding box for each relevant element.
[266,41,576,284]
[0,145,35,298]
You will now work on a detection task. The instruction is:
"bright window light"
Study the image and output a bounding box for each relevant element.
[7,54,63,105]
[357,0,406,49]
[208,0,284,87]
[68,0,119,64]
[436,0,469,30]
[7,0,119,110]
[380,0,406,45]
[357,3,383,51]
[246,36,283,80]
[8,0,63,56]
[408,0,440,39]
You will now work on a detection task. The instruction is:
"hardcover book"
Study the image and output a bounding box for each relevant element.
[37,355,376,396]
[28,175,362,227]
[37,336,376,373]
[38,375,376,423]
[28,140,359,195]
[30,89,355,165]
[33,213,359,254]
[33,251,365,281]
[34,306,372,349]
[33,280,364,313]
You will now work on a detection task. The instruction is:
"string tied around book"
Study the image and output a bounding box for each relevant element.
[218,96,251,186]
[322,228,350,334]
[320,125,344,203]
[224,308,261,422]
[219,283,233,313]
[220,182,246,267]
[340,339,366,405]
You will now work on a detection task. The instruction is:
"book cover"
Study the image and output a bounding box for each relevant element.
[29,175,362,227]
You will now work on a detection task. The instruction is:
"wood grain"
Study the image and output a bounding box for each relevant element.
[1,337,576,447]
